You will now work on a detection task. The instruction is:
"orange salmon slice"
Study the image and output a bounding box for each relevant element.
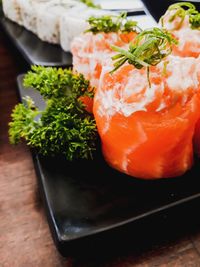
[94,55,200,179]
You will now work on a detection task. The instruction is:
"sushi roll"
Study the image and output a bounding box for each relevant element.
[18,0,48,34]
[2,0,22,25]
[60,16,89,52]
[160,2,200,58]
[60,8,112,52]
[36,0,85,44]
[93,28,200,179]
[71,13,140,88]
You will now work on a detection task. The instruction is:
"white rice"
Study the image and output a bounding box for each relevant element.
[2,0,22,25]
[60,8,115,51]
[36,0,86,44]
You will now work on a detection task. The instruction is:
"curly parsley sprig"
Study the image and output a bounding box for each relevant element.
[160,2,200,30]
[111,28,177,86]
[86,12,141,34]
[9,66,97,161]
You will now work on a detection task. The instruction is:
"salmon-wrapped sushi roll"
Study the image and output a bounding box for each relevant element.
[71,13,140,88]
[93,28,200,179]
[160,2,200,58]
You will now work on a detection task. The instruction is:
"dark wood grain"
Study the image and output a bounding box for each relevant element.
[1,31,200,267]
[0,33,68,267]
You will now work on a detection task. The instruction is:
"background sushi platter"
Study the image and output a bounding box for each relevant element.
[1,0,200,257]
[0,0,158,67]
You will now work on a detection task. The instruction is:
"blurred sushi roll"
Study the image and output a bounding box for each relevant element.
[160,2,200,58]
[18,0,49,34]
[2,0,22,25]
[93,28,200,179]
[60,8,112,52]
[36,0,85,44]
[60,16,88,52]
[60,5,92,51]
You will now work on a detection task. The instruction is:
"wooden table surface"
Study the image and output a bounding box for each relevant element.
[1,32,200,267]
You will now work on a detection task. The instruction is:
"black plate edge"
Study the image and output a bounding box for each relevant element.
[125,10,145,16]
[0,14,72,67]
[32,153,64,250]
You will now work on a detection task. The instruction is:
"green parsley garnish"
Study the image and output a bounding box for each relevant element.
[9,66,97,161]
[80,0,100,9]
[111,28,177,86]
[86,12,141,34]
[160,2,200,30]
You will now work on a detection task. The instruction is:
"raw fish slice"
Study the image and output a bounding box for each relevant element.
[93,56,200,179]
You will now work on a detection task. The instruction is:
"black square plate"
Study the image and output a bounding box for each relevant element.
[16,74,200,257]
